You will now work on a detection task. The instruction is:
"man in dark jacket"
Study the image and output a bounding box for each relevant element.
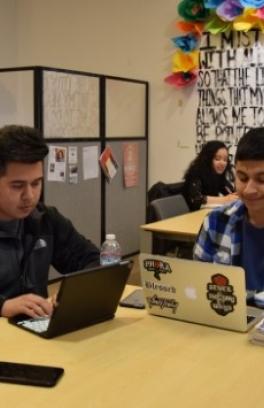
[0,125,99,318]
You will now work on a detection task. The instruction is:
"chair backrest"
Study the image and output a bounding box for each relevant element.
[148,181,184,203]
[150,194,189,221]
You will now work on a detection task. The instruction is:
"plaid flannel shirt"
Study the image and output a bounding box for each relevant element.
[193,200,245,266]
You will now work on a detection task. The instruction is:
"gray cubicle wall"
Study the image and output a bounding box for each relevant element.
[0,66,148,257]
[105,140,147,255]
[44,141,101,248]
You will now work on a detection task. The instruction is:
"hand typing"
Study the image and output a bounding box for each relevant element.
[1,294,54,318]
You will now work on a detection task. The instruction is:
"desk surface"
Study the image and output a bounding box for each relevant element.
[1,284,264,408]
[141,208,210,237]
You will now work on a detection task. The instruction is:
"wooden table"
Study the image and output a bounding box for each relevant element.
[1,284,264,408]
[140,208,210,253]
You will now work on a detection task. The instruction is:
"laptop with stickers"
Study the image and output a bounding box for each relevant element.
[9,260,132,338]
[139,253,263,332]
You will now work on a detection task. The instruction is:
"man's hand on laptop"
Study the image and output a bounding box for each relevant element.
[1,294,54,318]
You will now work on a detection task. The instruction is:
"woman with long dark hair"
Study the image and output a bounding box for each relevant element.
[182,140,238,211]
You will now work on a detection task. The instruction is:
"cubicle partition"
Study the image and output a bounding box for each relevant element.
[105,140,147,255]
[0,66,148,256]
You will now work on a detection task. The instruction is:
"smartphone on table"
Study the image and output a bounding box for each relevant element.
[0,361,64,387]
[119,288,145,309]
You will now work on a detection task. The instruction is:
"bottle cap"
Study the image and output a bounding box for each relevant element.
[106,233,116,240]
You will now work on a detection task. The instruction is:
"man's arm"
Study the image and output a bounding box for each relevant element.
[193,215,217,262]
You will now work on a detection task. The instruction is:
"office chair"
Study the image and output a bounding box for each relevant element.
[150,194,189,220]
[149,194,194,258]
[147,181,184,222]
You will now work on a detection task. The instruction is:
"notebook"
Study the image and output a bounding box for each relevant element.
[139,253,264,332]
[9,260,133,338]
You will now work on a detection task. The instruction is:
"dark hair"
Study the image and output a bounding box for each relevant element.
[184,140,233,182]
[235,127,264,162]
[0,125,49,174]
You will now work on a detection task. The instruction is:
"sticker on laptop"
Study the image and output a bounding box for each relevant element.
[207,274,237,316]
[144,280,176,294]
[146,294,178,314]
[143,259,172,280]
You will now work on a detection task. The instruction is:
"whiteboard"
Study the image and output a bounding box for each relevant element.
[0,70,34,127]
[43,71,100,138]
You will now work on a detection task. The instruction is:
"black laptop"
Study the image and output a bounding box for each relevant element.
[9,260,132,338]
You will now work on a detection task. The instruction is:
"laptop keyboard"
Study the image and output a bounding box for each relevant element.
[17,316,50,333]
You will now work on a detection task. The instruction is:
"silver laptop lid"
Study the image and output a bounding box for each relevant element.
[139,253,262,332]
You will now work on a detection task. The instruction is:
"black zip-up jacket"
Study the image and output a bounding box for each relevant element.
[0,203,100,299]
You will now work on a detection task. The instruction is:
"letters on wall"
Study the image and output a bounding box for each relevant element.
[196,30,264,156]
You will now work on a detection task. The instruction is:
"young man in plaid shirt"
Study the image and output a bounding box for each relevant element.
[194,128,264,291]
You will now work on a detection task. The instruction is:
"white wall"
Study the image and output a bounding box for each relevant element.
[0,0,198,187]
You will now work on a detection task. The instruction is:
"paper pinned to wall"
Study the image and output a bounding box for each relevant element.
[99,146,119,182]
[82,145,99,180]
[68,146,78,164]
[123,142,139,188]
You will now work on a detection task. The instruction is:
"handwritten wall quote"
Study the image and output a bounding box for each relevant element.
[196,29,264,156]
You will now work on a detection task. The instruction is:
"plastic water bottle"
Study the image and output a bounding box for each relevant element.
[100,234,121,265]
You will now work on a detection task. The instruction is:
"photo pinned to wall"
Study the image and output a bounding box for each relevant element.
[47,145,67,182]
[69,164,78,184]
[99,146,119,183]
[123,142,139,188]
[83,146,99,180]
